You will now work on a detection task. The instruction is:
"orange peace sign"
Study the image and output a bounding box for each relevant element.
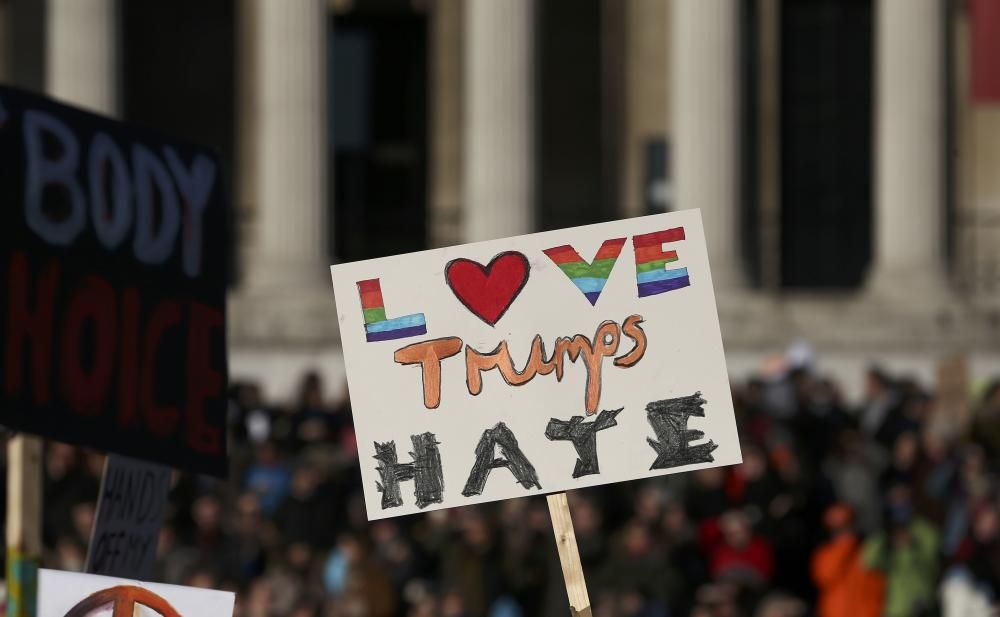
[63,585,182,617]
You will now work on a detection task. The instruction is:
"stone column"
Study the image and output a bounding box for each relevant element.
[620,0,669,219]
[428,0,463,248]
[237,0,334,342]
[46,0,118,115]
[462,0,534,242]
[671,0,741,290]
[868,0,946,299]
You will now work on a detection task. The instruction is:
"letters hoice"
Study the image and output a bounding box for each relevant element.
[332,210,741,616]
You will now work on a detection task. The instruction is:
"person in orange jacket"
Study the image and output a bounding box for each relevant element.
[811,503,886,617]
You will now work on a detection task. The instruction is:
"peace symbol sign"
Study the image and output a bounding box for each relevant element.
[63,585,181,617]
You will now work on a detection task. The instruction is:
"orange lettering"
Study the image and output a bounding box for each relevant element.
[552,335,591,381]
[406,316,646,415]
[466,342,508,395]
[466,335,558,395]
[615,314,647,367]
[394,337,464,409]
[464,320,630,415]
[580,320,621,414]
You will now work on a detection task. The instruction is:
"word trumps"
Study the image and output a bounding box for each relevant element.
[394,314,647,414]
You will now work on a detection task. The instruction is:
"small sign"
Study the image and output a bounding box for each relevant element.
[85,455,171,580]
[38,569,234,617]
[331,210,741,520]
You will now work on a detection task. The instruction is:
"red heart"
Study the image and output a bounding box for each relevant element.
[445,252,531,326]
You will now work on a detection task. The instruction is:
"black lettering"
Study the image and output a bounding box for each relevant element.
[135,470,155,524]
[462,422,541,497]
[646,391,717,469]
[373,432,444,510]
[545,407,623,478]
[101,466,124,521]
[125,533,154,570]
[91,530,125,574]
[121,469,137,521]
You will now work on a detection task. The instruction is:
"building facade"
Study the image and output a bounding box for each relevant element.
[2,0,999,400]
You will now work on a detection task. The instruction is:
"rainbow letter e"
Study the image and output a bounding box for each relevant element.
[357,279,427,342]
[632,227,690,297]
[543,238,627,305]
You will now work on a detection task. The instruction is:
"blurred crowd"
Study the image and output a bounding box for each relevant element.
[27,352,1000,617]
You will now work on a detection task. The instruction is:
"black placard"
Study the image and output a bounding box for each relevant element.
[0,86,228,476]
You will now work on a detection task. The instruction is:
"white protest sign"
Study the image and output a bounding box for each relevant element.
[331,210,741,520]
[38,569,234,617]
[85,455,171,579]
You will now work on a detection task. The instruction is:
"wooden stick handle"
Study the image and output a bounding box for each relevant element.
[6,435,42,617]
[546,492,592,617]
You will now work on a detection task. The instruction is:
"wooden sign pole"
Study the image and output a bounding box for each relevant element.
[6,434,42,617]
[546,492,592,617]
[937,354,971,432]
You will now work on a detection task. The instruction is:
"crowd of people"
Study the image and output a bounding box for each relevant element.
[27,353,1000,617]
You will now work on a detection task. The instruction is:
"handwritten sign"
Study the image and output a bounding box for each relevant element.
[331,210,741,520]
[0,86,228,475]
[38,569,234,617]
[85,455,171,579]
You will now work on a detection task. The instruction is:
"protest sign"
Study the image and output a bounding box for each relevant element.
[85,455,171,580]
[331,209,741,520]
[0,86,228,475]
[38,569,234,617]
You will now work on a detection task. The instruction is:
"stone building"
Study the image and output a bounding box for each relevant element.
[2,0,998,400]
